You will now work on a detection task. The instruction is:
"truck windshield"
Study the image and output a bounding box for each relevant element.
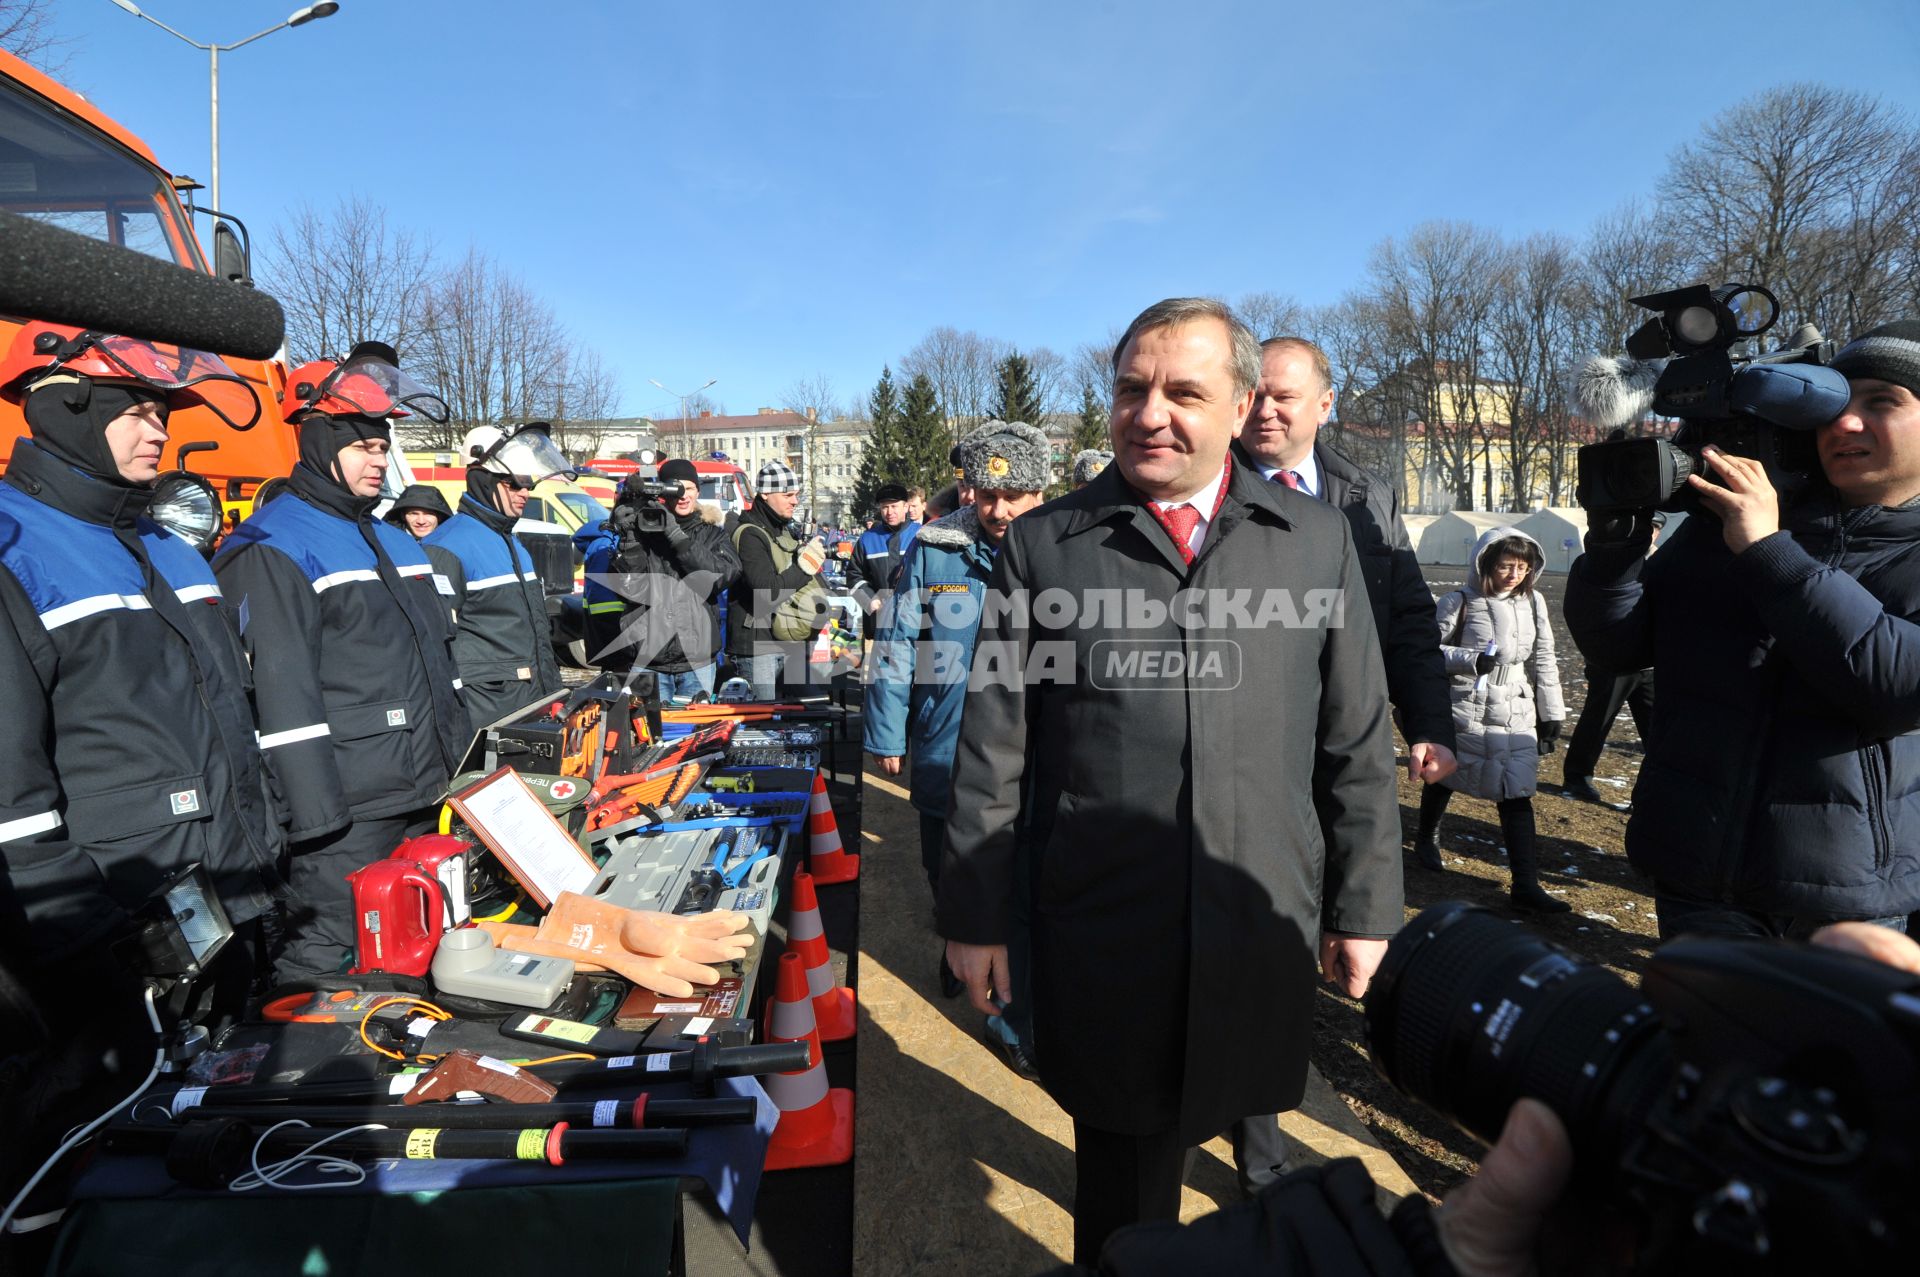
[0,79,200,268]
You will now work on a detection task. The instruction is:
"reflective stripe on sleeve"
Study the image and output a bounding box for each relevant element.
[257,722,331,749]
[174,583,222,605]
[587,601,624,615]
[40,593,152,630]
[312,569,380,593]
[0,810,62,843]
[395,562,433,578]
[466,572,522,591]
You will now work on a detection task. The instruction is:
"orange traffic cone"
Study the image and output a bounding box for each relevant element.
[806,772,860,885]
[761,951,855,1171]
[769,871,855,1042]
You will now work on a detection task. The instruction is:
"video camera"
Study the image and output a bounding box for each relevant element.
[611,477,685,537]
[1366,902,1919,1271]
[1574,283,1853,515]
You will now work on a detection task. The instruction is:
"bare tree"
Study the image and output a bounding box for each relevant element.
[900,326,1010,433]
[547,347,621,462]
[1486,234,1588,508]
[1234,290,1307,341]
[1361,221,1505,510]
[412,248,599,451]
[780,373,841,498]
[0,0,74,74]
[1658,83,1918,337]
[260,197,437,367]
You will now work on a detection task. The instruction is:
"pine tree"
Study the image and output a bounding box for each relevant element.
[897,371,953,497]
[851,366,904,518]
[1071,380,1109,454]
[991,352,1045,427]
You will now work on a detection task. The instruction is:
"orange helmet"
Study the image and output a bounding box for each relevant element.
[0,322,261,430]
[281,340,449,425]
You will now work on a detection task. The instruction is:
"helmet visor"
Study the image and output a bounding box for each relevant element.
[485,426,574,483]
[310,354,451,424]
[88,334,262,431]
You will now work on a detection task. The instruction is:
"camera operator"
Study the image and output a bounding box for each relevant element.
[725,461,829,699]
[1566,318,1920,939]
[602,458,741,699]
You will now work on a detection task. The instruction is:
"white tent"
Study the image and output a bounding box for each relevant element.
[1417,511,1516,567]
[1401,513,1439,552]
[1517,507,1588,573]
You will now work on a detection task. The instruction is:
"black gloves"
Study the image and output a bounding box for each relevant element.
[608,502,639,538]
[1474,650,1498,675]
[1537,719,1562,755]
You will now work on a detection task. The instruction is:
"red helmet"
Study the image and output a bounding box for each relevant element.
[281,340,449,425]
[0,322,262,430]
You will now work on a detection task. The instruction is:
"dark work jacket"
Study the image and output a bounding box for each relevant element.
[1565,497,1920,919]
[936,460,1402,1142]
[725,502,820,657]
[1236,440,1454,752]
[213,465,470,843]
[849,518,920,605]
[0,440,282,965]
[424,497,562,728]
[606,503,743,672]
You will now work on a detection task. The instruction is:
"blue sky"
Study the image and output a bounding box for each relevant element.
[52,0,1920,419]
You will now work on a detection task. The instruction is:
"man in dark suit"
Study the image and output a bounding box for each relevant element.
[938,298,1403,1265]
[1224,335,1457,1188]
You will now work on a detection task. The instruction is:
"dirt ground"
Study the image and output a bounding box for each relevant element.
[1311,567,1661,1200]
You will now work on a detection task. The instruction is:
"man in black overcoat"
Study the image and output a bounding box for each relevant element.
[937,298,1404,1264]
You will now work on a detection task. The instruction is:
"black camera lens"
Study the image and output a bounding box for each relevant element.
[1366,903,1671,1176]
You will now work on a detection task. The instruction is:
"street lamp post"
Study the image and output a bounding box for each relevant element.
[108,2,341,213]
[649,377,717,456]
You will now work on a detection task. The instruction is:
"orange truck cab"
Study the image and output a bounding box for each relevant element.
[0,49,295,543]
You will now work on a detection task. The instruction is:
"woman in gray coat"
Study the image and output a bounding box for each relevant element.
[1413,526,1569,912]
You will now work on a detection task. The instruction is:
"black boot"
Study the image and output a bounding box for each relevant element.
[1503,799,1570,914]
[1413,784,1449,871]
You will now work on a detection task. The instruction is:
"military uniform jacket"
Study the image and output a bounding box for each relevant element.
[213,465,470,844]
[424,497,561,729]
[862,505,993,818]
[0,440,282,965]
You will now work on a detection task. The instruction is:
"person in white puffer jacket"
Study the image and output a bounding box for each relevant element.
[1412,525,1569,912]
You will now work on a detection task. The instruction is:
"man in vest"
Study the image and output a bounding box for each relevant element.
[213,343,469,981]
[726,460,829,699]
[424,424,567,726]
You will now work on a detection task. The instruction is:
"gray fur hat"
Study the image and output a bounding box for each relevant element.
[1071,449,1113,485]
[956,419,1050,492]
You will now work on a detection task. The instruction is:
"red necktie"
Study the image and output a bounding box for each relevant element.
[1159,503,1201,564]
[1273,469,1300,490]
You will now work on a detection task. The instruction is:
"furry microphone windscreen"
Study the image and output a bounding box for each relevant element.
[1575,354,1665,431]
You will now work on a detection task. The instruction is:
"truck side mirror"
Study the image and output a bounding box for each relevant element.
[213,220,252,287]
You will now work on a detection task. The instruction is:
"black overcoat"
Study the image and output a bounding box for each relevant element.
[936,460,1403,1143]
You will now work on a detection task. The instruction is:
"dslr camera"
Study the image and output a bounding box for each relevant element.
[611,477,684,538]
[1367,902,1919,1272]
[1574,283,1852,515]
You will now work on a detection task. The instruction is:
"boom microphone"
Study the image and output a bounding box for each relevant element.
[1574,352,1664,432]
[0,210,285,359]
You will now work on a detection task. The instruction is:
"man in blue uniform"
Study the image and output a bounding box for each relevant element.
[213,344,469,981]
[425,424,568,726]
[0,325,285,1235]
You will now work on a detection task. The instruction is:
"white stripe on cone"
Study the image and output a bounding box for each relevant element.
[766,1055,830,1111]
